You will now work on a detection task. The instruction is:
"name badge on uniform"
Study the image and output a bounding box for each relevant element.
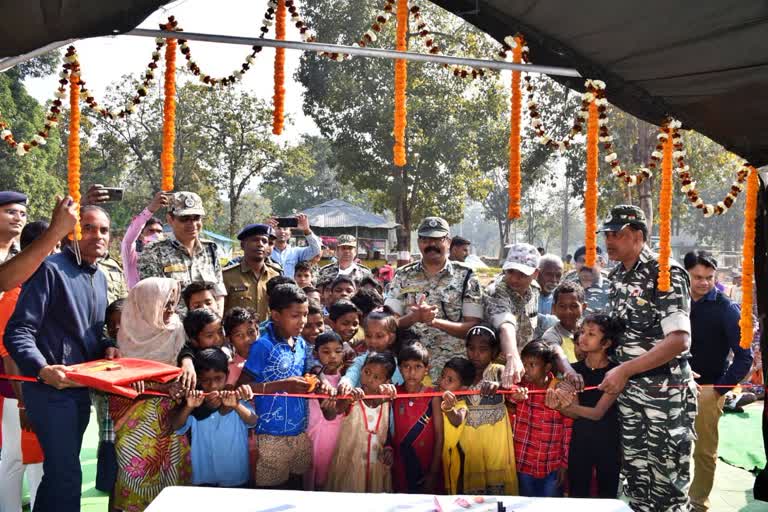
[232,285,248,292]
[163,263,186,273]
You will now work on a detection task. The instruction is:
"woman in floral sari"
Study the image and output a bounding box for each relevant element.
[110,277,190,511]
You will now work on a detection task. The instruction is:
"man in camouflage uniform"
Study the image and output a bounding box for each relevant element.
[317,234,372,286]
[598,205,696,512]
[138,191,226,312]
[223,223,282,322]
[485,243,580,388]
[97,252,128,305]
[384,217,482,381]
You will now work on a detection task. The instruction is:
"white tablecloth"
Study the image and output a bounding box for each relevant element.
[146,486,633,512]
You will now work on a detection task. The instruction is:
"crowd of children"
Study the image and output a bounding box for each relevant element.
[88,266,627,511]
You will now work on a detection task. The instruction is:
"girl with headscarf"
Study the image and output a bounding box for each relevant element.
[110,277,191,511]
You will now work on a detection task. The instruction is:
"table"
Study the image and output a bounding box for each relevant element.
[146,486,633,512]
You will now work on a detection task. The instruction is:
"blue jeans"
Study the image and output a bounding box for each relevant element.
[23,383,91,512]
[518,470,562,497]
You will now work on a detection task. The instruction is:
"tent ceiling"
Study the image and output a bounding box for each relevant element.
[301,199,399,229]
[0,1,170,59]
[1,1,767,165]
[431,0,768,166]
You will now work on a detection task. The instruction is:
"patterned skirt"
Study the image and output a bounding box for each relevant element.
[110,396,191,512]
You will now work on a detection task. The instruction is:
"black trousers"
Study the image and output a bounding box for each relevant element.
[568,435,621,498]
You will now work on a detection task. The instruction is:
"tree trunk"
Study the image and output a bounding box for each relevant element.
[229,189,238,240]
[561,173,570,257]
[395,184,411,265]
[635,125,654,229]
[497,218,506,261]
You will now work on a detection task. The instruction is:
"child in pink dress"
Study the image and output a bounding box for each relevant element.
[304,331,347,490]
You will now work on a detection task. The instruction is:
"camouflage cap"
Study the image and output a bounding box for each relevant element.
[598,204,646,233]
[417,216,450,238]
[169,191,205,217]
[337,234,357,247]
[502,242,540,276]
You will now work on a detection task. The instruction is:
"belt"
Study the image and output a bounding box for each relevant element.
[631,357,689,380]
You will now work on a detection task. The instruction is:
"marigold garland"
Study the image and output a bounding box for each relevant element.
[67,48,82,240]
[272,0,287,135]
[393,0,408,167]
[738,167,758,349]
[161,34,177,192]
[584,100,599,267]
[507,36,523,219]
[657,128,674,292]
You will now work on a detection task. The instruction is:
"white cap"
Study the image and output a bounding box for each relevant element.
[502,243,540,276]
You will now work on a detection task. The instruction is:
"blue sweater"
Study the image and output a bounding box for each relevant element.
[690,288,752,390]
[6,248,109,378]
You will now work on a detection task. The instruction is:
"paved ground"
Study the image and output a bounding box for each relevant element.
[710,462,761,511]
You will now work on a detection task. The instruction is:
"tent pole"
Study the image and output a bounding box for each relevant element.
[127,28,581,77]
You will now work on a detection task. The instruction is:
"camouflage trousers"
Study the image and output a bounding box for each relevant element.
[618,371,698,512]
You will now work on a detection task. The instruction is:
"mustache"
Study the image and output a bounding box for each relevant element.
[425,247,441,254]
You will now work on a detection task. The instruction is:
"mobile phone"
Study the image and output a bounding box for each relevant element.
[275,217,298,228]
[102,187,124,202]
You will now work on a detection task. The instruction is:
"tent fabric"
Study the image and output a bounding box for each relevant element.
[431,1,768,167]
[0,0,170,59]
[301,199,399,229]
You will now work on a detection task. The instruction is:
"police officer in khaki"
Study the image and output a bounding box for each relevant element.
[317,234,373,286]
[223,223,282,322]
[384,217,482,381]
[138,191,226,312]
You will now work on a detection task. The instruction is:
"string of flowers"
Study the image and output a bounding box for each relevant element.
[161,29,178,192]
[272,0,287,135]
[178,17,265,86]
[657,129,674,291]
[584,100,599,267]
[80,36,166,119]
[393,0,408,167]
[525,75,599,153]
[1,62,68,156]
[678,154,752,217]
[738,166,758,349]
[507,36,523,219]
[67,47,82,240]
[409,5,489,79]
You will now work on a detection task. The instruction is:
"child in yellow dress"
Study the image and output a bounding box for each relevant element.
[460,325,518,494]
[439,356,476,494]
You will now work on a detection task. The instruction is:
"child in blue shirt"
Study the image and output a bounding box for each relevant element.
[238,284,315,488]
[170,348,257,487]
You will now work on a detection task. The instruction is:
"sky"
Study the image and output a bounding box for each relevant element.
[24,0,319,141]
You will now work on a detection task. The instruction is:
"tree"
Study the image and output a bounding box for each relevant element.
[260,135,369,215]
[478,76,580,258]
[0,53,64,219]
[297,0,506,250]
[83,77,294,237]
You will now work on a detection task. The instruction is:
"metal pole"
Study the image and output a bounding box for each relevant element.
[127,28,582,78]
[0,39,77,73]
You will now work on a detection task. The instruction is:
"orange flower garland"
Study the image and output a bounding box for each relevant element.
[584,100,599,267]
[393,0,408,167]
[657,128,674,291]
[738,166,758,349]
[507,36,523,219]
[272,0,286,135]
[67,49,82,240]
[161,35,177,192]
